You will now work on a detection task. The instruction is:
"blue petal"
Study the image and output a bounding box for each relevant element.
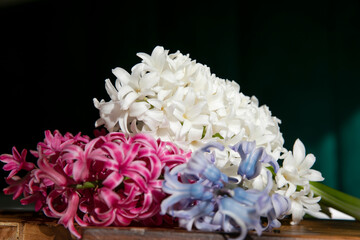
[177,201,216,231]
[263,193,290,231]
[261,153,280,173]
[195,216,222,231]
[202,165,222,183]
[231,141,256,160]
[271,193,291,218]
[237,147,263,179]
[235,142,279,180]
[162,167,194,193]
[219,197,260,228]
[174,201,214,219]
[190,183,206,199]
[160,193,191,215]
[200,142,225,153]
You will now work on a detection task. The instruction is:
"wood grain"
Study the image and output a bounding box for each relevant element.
[0,212,359,239]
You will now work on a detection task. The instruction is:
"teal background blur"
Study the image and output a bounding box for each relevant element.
[0,0,359,210]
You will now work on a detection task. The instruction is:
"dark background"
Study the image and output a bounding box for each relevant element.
[1,0,360,210]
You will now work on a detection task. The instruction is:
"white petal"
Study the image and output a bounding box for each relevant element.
[93,98,101,109]
[118,111,130,134]
[140,72,159,89]
[147,99,163,110]
[275,171,288,188]
[300,153,316,170]
[293,139,306,163]
[137,52,151,63]
[169,120,182,136]
[117,85,135,99]
[179,119,192,138]
[129,102,149,117]
[161,70,177,83]
[100,101,116,115]
[216,108,227,117]
[286,182,297,197]
[290,200,305,225]
[187,127,203,142]
[173,108,185,122]
[305,169,324,182]
[112,67,131,85]
[121,91,139,110]
[283,153,296,169]
[105,79,118,100]
[303,203,321,215]
[191,115,209,125]
[143,110,164,131]
[95,118,105,128]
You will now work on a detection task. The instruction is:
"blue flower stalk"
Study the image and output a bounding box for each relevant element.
[161,142,290,240]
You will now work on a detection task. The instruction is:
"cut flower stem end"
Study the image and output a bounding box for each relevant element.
[310,182,360,221]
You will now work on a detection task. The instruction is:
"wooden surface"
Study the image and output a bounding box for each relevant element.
[0,212,74,240]
[0,212,359,239]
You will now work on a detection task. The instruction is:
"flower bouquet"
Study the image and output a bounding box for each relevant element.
[1,46,359,239]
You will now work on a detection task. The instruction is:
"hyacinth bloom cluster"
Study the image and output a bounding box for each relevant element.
[0,130,189,238]
[94,46,326,225]
[93,46,285,176]
[161,142,291,240]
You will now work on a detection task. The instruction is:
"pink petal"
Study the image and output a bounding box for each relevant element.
[102,171,124,190]
[132,133,158,149]
[46,189,66,217]
[114,213,132,226]
[121,143,141,166]
[98,187,121,208]
[3,176,25,199]
[63,145,91,182]
[131,191,153,216]
[89,208,116,226]
[128,161,151,181]
[36,158,70,187]
[122,170,147,192]
[58,190,81,239]
[3,162,17,171]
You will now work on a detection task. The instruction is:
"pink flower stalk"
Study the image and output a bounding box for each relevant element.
[0,130,190,239]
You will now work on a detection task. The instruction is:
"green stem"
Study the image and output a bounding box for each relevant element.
[74,181,99,189]
[310,182,360,221]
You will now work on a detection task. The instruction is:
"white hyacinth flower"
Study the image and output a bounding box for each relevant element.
[276,139,324,224]
[94,46,285,169]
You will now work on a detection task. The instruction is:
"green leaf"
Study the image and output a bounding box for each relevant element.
[265,166,276,177]
[201,126,207,139]
[212,133,224,139]
[310,182,360,221]
[75,181,97,189]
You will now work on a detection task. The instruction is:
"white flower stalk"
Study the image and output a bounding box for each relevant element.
[275,139,324,224]
[94,46,284,165]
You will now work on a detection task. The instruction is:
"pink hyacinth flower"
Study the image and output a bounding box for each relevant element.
[0,147,35,179]
[1,130,190,239]
[31,130,89,161]
[46,189,81,239]
[3,175,30,200]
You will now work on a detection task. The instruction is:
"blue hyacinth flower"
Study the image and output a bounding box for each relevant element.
[161,166,213,215]
[231,141,279,180]
[161,142,291,240]
[219,197,264,238]
[185,142,226,185]
[232,171,273,215]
